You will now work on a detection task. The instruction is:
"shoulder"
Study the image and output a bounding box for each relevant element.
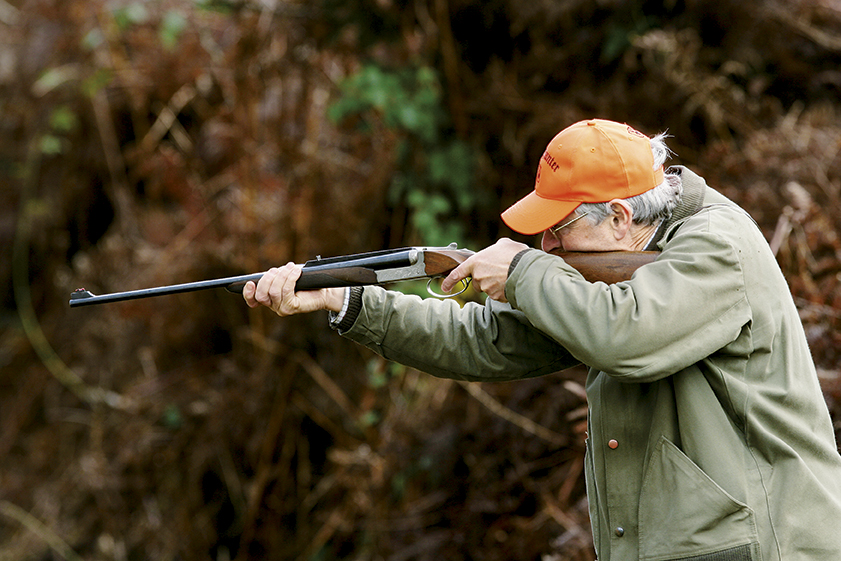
[658,195,779,293]
[660,167,759,249]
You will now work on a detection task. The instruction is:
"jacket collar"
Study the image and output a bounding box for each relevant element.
[645,166,707,250]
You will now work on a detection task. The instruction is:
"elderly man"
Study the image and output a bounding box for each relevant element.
[244,119,841,560]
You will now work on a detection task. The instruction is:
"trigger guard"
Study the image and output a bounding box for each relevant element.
[426,277,471,299]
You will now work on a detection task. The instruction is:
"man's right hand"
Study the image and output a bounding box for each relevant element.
[242,262,345,317]
[441,238,528,303]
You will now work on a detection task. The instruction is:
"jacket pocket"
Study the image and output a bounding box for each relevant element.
[638,437,760,561]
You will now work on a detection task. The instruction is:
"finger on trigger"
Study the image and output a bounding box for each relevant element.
[442,265,464,293]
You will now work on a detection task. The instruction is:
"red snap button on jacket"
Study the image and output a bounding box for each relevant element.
[608,439,619,449]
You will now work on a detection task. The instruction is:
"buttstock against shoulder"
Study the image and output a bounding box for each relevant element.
[555,251,658,284]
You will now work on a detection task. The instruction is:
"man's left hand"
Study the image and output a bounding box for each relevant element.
[441,238,529,302]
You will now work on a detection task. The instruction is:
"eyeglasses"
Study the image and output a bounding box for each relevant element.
[547,211,590,240]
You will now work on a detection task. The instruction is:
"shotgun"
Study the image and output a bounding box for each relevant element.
[68,244,658,307]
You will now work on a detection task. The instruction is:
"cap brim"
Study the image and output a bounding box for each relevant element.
[501,191,581,236]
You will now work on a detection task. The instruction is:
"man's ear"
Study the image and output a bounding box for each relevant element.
[608,199,634,240]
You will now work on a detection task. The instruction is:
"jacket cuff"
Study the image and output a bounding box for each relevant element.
[508,248,535,278]
[329,286,364,333]
[505,248,536,303]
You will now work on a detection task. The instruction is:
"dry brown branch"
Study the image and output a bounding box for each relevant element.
[0,501,83,561]
[770,5,841,51]
[91,88,138,235]
[234,362,296,561]
[0,0,19,25]
[632,29,756,142]
[435,0,468,136]
[139,83,198,154]
[239,328,361,421]
[296,508,346,561]
[459,381,567,446]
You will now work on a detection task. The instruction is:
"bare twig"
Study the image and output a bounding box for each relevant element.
[14,138,133,410]
[234,363,295,561]
[91,88,138,235]
[139,84,197,154]
[0,0,20,25]
[772,8,841,52]
[240,329,361,420]
[459,382,567,446]
[0,501,83,561]
[434,0,468,136]
[296,508,346,561]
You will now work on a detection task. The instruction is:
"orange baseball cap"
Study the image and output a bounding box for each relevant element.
[501,119,665,235]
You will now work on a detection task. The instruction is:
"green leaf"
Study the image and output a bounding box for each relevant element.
[49,106,78,133]
[193,0,238,13]
[359,410,381,427]
[81,28,104,51]
[428,142,474,209]
[159,11,187,51]
[39,135,64,155]
[327,62,476,247]
[113,2,149,30]
[396,104,421,132]
[81,68,113,98]
[162,404,183,429]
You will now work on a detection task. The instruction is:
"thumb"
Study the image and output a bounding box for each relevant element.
[242,281,259,308]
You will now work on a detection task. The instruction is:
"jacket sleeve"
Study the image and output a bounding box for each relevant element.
[506,206,754,382]
[339,286,580,382]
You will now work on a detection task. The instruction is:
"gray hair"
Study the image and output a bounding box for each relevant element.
[576,132,683,226]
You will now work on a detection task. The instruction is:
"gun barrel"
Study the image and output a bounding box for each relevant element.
[68,273,265,307]
[67,248,425,307]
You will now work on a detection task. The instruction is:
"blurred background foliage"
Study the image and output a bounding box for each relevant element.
[1,0,840,559]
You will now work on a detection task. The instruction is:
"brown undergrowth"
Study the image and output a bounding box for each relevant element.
[1,0,839,559]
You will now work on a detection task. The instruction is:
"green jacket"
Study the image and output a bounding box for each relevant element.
[340,167,841,560]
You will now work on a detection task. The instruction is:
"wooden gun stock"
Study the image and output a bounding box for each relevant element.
[555,251,659,284]
[420,248,473,276]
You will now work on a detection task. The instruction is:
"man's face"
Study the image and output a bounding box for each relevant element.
[540,212,625,254]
